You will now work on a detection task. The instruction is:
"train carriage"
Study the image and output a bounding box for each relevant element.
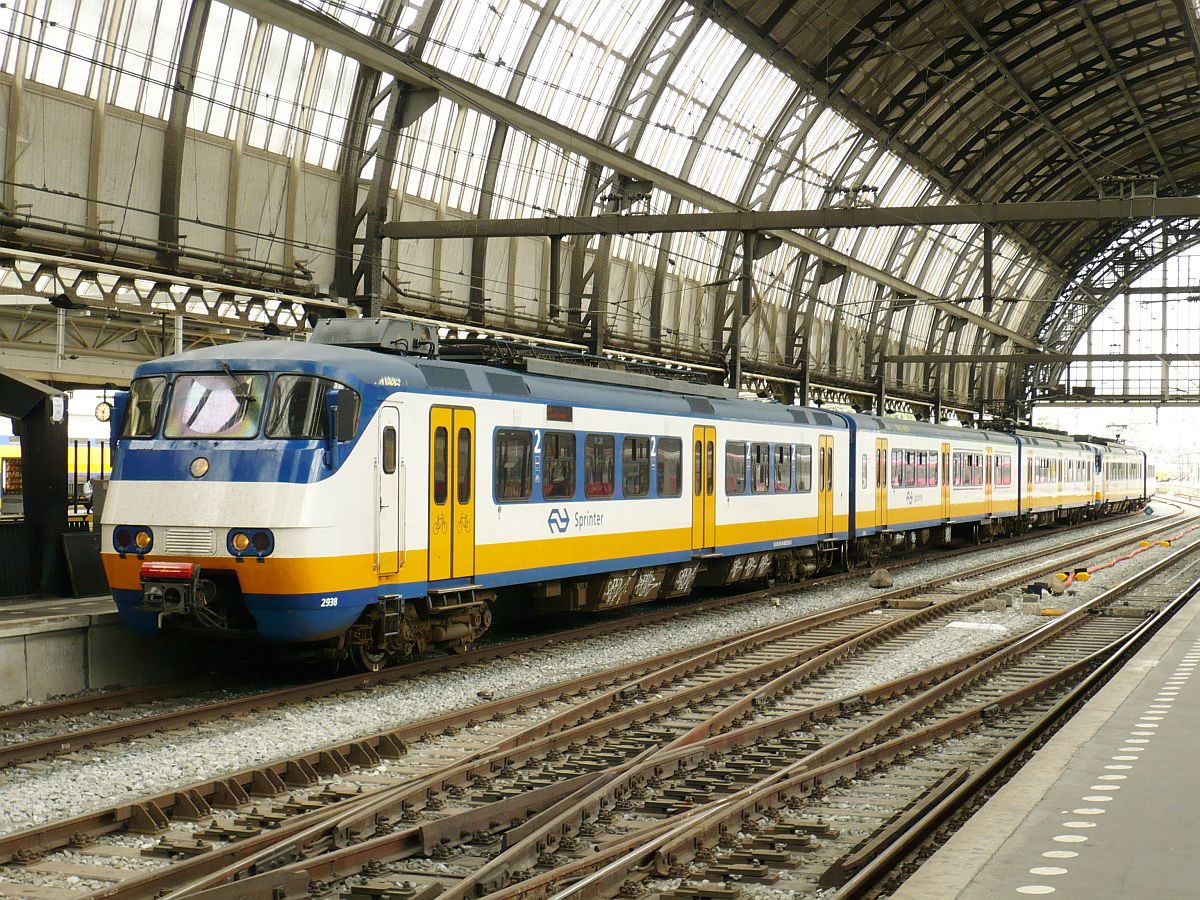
[1094,442,1146,511]
[1016,431,1096,522]
[841,415,1020,548]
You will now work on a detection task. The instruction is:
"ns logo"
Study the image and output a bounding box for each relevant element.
[547,507,570,534]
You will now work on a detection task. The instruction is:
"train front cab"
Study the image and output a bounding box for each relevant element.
[101,360,378,649]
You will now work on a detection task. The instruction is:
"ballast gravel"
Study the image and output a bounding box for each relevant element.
[812,608,1034,702]
[0,506,1178,836]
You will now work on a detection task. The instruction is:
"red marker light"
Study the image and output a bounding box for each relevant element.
[140,562,197,581]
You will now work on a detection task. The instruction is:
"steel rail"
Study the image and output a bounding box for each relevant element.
[549,534,1200,899]
[1,507,1158,769]
[162,511,1200,897]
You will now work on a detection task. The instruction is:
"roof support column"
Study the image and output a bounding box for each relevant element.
[2,0,36,220]
[159,0,211,267]
[730,232,752,388]
[468,0,560,325]
[333,0,441,314]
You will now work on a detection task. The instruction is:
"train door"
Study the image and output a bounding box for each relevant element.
[819,435,835,534]
[985,447,993,516]
[875,437,888,530]
[941,443,951,520]
[429,406,475,582]
[691,425,716,551]
[377,406,402,577]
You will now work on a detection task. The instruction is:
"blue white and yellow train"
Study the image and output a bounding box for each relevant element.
[100,319,1153,670]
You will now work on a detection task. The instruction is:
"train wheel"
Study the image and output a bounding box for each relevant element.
[350,644,390,673]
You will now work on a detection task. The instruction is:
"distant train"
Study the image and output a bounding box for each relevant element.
[100,320,1152,671]
[0,438,111,516]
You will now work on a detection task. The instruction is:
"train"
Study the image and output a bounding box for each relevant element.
[99,319,1153,671]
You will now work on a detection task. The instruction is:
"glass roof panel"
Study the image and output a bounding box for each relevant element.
[424,0,537,95]
[688,56,794,201]
[634,19,742,176]
[188,3,256,138]
[303,49,357,169]
[518,18,626,139]
[492,130,589,217]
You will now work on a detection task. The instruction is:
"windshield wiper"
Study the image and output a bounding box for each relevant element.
[219,362,255,402]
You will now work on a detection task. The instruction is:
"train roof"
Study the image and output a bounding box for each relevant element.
[134,341,850,430]
[840,413,1017,445]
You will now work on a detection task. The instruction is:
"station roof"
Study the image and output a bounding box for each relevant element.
[1,0,1198,409]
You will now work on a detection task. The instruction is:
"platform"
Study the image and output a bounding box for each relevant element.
[896,585,1200,898]
[0,595,198,704]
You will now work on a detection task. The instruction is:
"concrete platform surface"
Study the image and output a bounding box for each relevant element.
[0,594,197,703]
[896,590,1200,899]
[0,594,116,635]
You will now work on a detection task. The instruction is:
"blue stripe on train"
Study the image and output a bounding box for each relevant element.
[113,533,849,642]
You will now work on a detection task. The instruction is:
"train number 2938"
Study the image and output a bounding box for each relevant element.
[319,597,339,607]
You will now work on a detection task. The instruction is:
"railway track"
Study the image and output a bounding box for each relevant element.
[0,506,1188,899]
[0,507,1166,772]
[190,519,1200,900]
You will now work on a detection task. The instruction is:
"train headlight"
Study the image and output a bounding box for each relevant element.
[227,528,273,560]
[190,457,210,478]
[114,525,153,556]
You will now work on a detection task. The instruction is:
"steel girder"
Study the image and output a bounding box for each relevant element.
[0,247,350,385]
[566,1,699,350]
[806,0,1197,266]
[466,0,562,325]
[227,0,1032,342]
[701,0,1064,281]
[939,0,1101,194]
[333,0,442,313]
[158,0,212,268]
[1075,1,1179,190]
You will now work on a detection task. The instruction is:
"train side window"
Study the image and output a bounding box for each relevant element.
[658,437,683,497]
[797,444,813,492]
[623,436,651,498]
[994,454,1010,487]
[495,429,533,501]
[891,450,902,488]
[694,440,703,497]
[123,376,167,438]
[384,426,398,477]
[542,431,576,500]
[267,375,357,439]
[706,441,715,496]
[431,427,446,502]
[751,443,771,493]
[725,441,747,494]
[860,452,867,490]
[585,434,616,498]
[457,428,471,504]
